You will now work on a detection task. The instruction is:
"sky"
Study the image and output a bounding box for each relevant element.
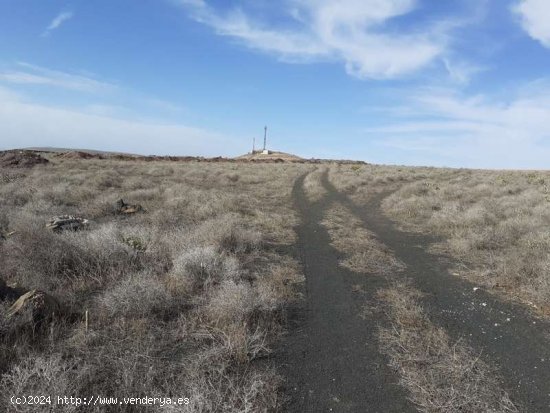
[1,0,550,168]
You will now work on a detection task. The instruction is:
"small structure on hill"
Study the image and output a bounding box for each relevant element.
[262,126,270,154]
[250,126,271,155]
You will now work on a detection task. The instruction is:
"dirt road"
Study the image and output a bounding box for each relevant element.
[280,172,417,412]
[280,170,550,412]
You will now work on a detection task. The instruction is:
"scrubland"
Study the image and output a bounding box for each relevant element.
[328,165,550,316]
[0,158,307,412]
[2,154,549,412]
[383,169,550,315]
[328,164,549,409]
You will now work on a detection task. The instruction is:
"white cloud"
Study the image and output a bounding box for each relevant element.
[176,0,446,79]
[0,86,240,156]
[367,85,550,168]
[0,62,115,93]
[513,0,550,47]
[442,58,487,85]
[43,11,73,36]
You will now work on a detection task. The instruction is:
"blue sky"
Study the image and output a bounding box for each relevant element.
[1,0,550,168]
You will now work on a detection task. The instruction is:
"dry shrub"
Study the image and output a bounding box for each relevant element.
[226,173,240,183]
[2,221,143,288]
[68,323,172,410]
[382,170,550,311]
[177,215,262,255]
[174,354,280,413]
[97,272,173,319]
[172,246,240,291]
[379,282,518,413]
[0,353,84,413]
[204,280,256,326]
[218,225,262,254]
[0,301,26,373]
[0,158,305,412]
[212,323,270,364]
[3,219,173,297]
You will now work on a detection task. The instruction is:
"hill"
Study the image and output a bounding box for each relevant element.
[236,150,304,162]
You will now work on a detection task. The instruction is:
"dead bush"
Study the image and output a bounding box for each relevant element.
[174,355,280,413]
[0,354,84,413]
[97,272,173,319]
[204,280,256,326]
[0,159,305,411]
[172,246,240,291]
[3,221,155,290]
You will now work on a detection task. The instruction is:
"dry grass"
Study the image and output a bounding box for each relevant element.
[379,281,518,413]
[321,202,404,274]
[0,158,307,412]
[326,164,550,315]
[327,163,432,201]
[382,169,550,314]
[303,167,328,203]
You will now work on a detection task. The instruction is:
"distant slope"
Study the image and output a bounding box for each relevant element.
[24,147,139,156]
[236,150,304,161]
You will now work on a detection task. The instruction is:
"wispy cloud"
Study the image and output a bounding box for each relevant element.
[442,58,487,85]
[0,85,240,156]
[0,62,190,122]
[174,0,455,79]
[42,11,73,36]
[0,62,115,93]
[513,0,550,48]
[365,83,550,168]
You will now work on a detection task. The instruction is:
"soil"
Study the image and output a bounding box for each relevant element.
[280,169,550,412]
[279,171,417,412]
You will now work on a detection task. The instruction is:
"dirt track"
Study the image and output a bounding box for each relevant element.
[281,170,550,412]
[280,172,416,412]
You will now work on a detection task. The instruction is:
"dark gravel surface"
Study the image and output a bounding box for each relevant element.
[321,171,550,413]
[279,172,417,413]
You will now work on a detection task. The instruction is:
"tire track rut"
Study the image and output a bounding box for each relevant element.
[280,171,417,412]
[320,170,550,412]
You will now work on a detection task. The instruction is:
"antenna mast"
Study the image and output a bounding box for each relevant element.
[252,137,255,153]
[263,126,267,151]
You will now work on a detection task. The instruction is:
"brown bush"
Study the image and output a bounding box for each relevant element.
[0,159,306,411]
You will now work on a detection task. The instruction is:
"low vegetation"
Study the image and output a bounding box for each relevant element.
[302,167,328,203]
[379,281,518,413]
[321,203,404,274]
[382,169,550,315]
[0,158,307,412]
[328,165,550,316]
[2,155,548,412]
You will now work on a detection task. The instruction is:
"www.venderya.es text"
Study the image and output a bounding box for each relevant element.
[10,395,190,407]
